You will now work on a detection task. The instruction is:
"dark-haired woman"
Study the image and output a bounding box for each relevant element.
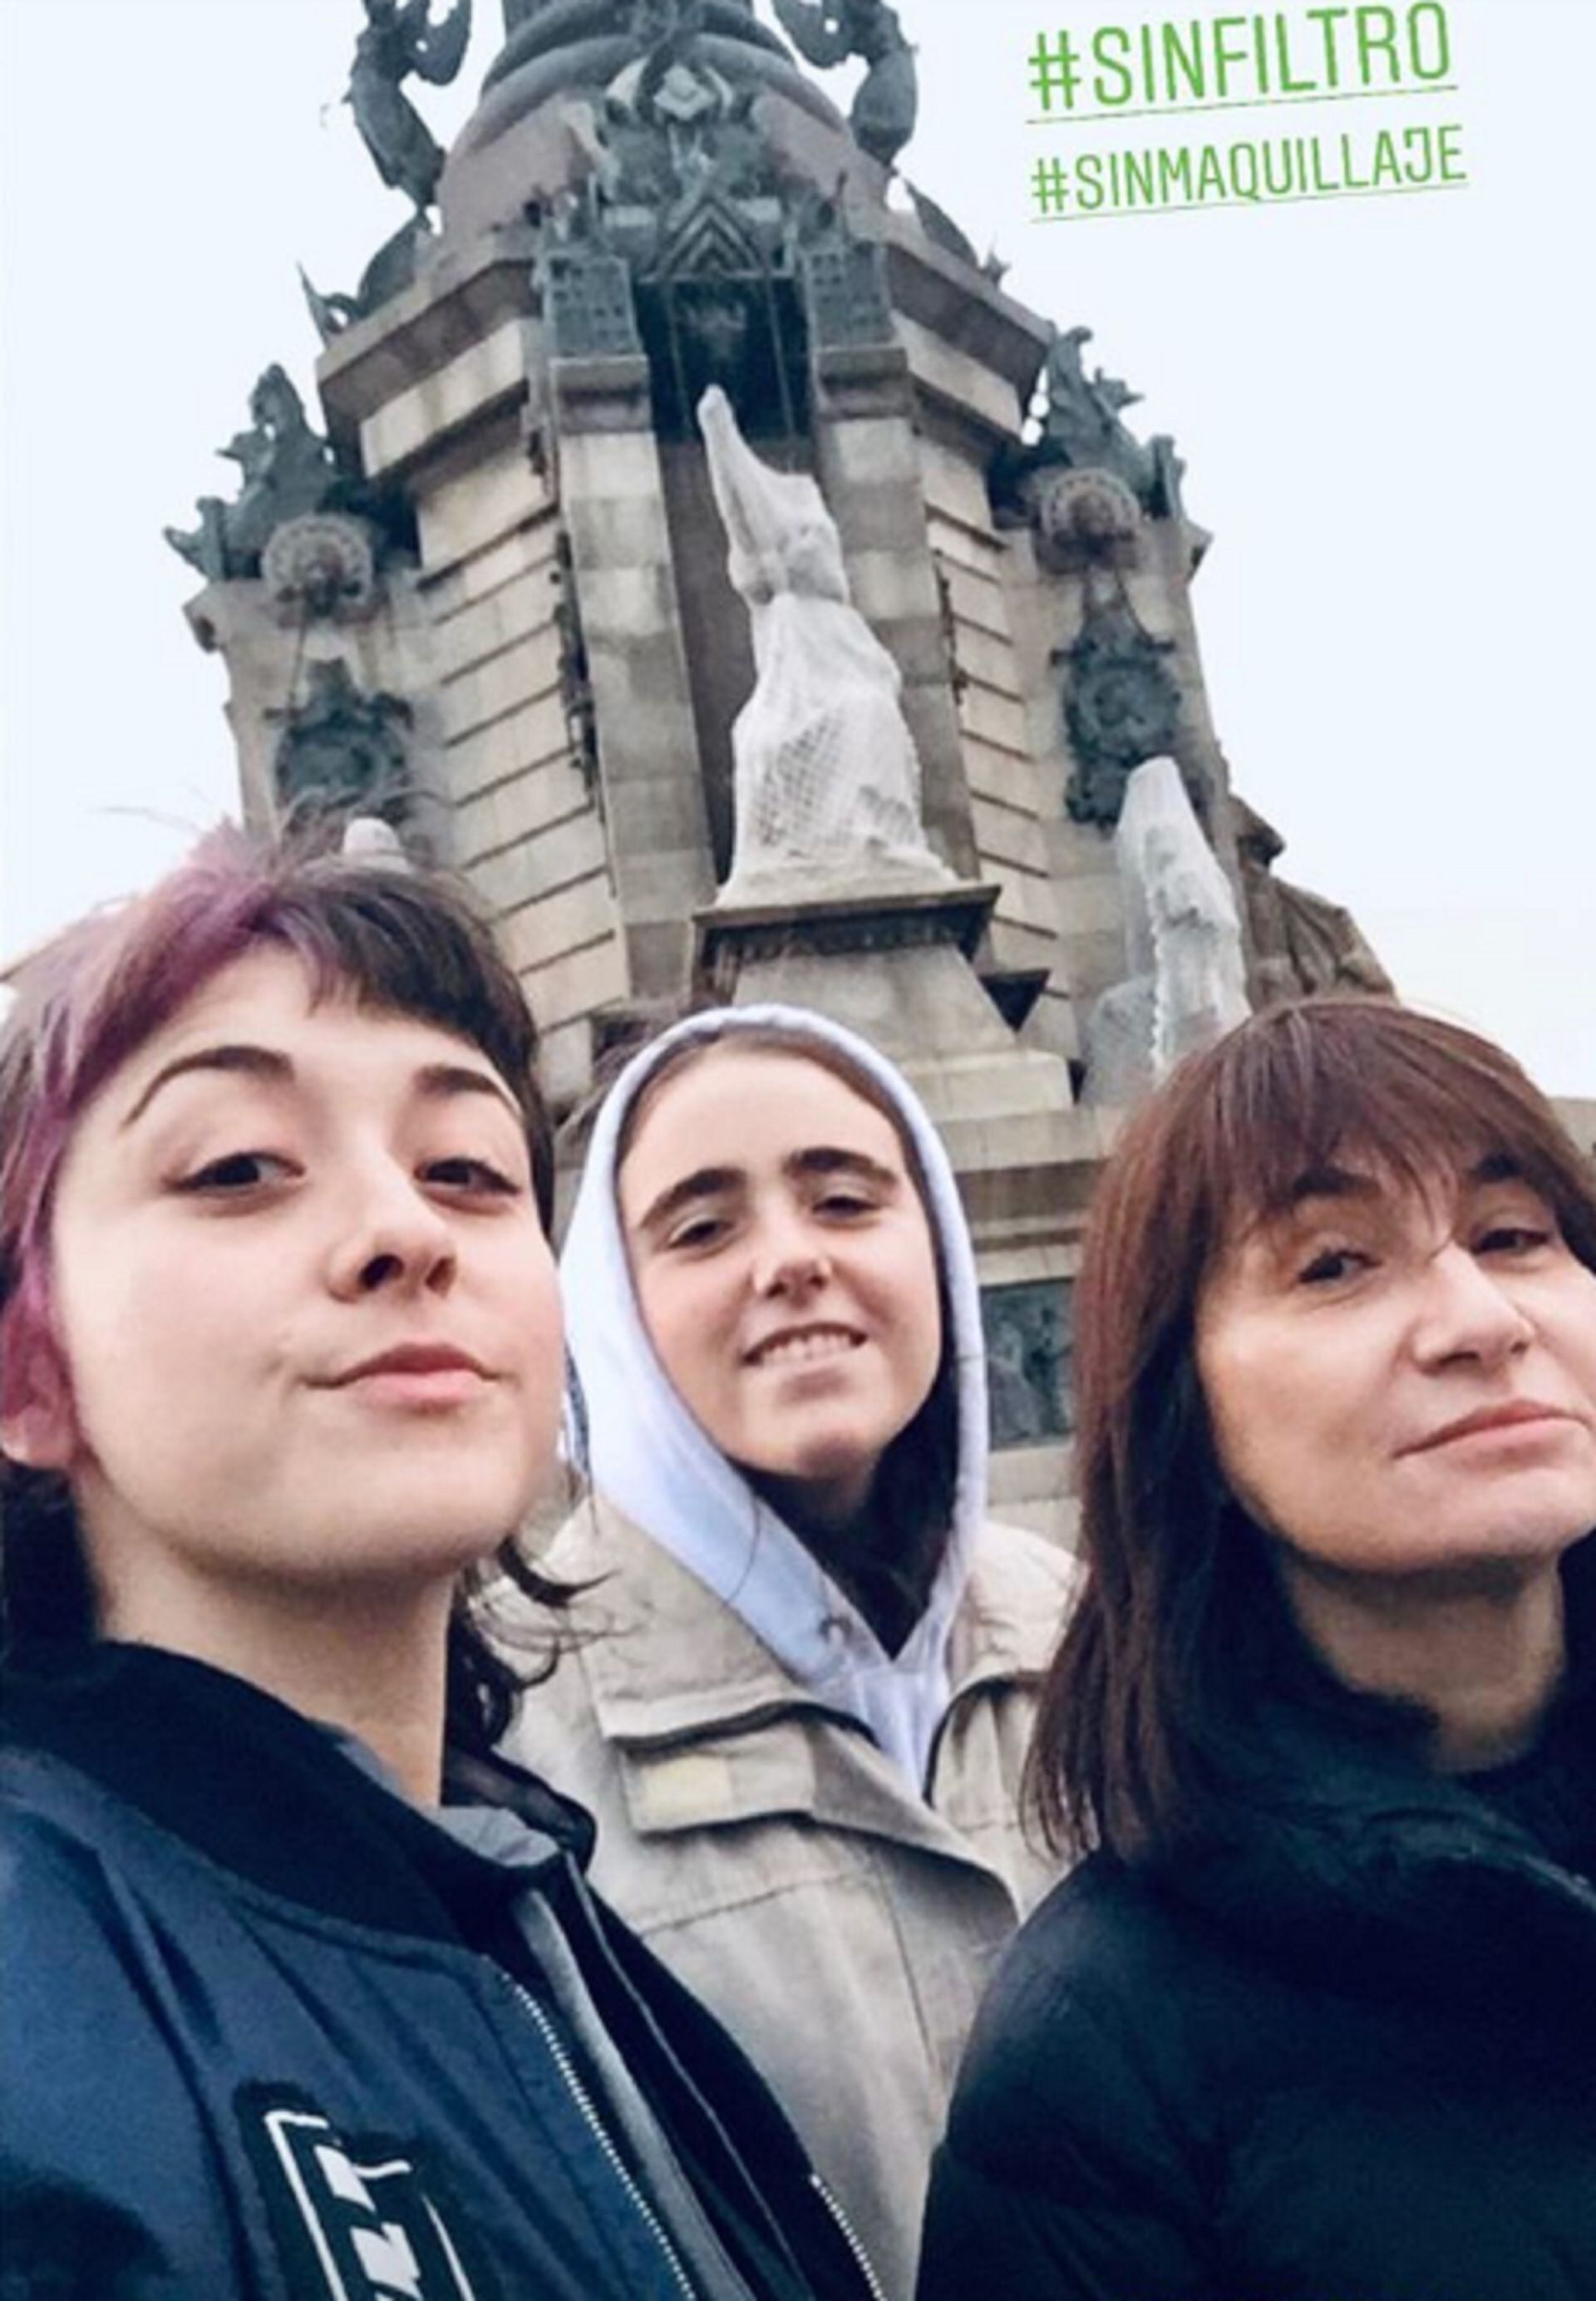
[503,1005,1076,2299]
[0,834,881,2300]
[919,998,1596,2301]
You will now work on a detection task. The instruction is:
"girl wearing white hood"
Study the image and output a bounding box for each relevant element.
[502,1007,1075,2300]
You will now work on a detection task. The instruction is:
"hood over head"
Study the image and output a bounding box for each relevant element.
[559,1004,988,1784]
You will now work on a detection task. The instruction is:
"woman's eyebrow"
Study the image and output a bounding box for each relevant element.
[120,1043,289,1130]
[635,1166,743,1235]
[411,1061,521,1122]
[786,1146,900,1190]
[121,1047,518,1131]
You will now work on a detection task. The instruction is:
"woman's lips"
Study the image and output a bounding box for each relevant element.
[322,1343,495,1411]
[1404,1402,1574,1454]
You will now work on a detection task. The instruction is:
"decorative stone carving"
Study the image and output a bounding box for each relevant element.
[533,14,800,421]
[1036,325,1182,511]
[261,514,378,624]
[903,180,980,270]
[982,1280,1074,1447]
[165,367,346,584]
[771,0,918,169]
[299,216,436,344]
[541,244,645,358]
[1032,467,1142,577]
[995,324,1184,527]
[272,659,414,825]
[798,229,896,351]
[347,0,471,214]
[1231,794,1395,1000]
[1060,593,1183,828]
[552,530,600,795]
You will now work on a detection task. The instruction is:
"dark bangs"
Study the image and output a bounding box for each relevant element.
[259,860,553,1232]
[1166,998,1596,1283]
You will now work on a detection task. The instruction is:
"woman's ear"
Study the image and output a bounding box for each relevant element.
[0,1351,76,1471]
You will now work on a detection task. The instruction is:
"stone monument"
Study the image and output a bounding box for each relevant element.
[169,0,1396,1535]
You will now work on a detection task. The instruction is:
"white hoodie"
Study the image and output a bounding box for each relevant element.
[558,1003,989,1786]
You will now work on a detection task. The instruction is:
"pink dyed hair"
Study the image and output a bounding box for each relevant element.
[0,827,568,1730]
[0,825,553,1428]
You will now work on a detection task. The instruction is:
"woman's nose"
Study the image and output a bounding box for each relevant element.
[1412,1243,1534,1369]
[325,1166,458,1301]
[749,1209,831,1297]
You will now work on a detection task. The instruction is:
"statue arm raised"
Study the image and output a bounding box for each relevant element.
[408,0,471,86]
[772,0,854,71]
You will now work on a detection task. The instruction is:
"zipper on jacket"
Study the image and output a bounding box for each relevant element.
[808,2169,889,2301]
[503,1975,699,2301]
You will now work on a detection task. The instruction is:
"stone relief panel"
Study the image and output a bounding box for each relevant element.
[982,1279,1075,1450]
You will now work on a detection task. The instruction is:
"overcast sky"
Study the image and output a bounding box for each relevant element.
[2,0,1591,1088]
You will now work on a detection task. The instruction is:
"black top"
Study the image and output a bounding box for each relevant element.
[919,1665,1596,2301]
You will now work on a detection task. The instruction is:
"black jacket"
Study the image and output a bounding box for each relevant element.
[1,1644,882,2301]
[918,1690,1596,2301]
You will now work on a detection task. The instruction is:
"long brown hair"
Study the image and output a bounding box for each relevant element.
[1028,998,1596,1862]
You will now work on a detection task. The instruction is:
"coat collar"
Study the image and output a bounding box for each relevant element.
[547,1500,1073,1864]
[1158,1689,1596,2056]
[3,1642,593,1935]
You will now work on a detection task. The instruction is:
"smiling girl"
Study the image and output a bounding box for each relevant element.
[919,998,1596,2301]
[0,835,879,2301]
[502,1006,1076,2300]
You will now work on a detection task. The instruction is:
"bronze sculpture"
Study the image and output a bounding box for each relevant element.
[347,0,472,213]
[771,0,917,168]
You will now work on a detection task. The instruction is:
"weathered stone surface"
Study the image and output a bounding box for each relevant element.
[419,517,558,617]
[499,873,618,974]
[916,436,995,532]
[416,437,552,569]
[444,689,572,801]
[453,756,590,859]
[534,1013,594,1114]
[439,630,566,742]
[958,682,1030,756]
[937,556,1009,640]
[895,315,1019,433]
[432,564,563,676]
[360,319,532,480]
[971,794,1051,875]
[520,934,630,1034]
[466,809,608,916]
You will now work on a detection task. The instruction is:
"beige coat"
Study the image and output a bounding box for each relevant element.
[504,1500,1075,2301]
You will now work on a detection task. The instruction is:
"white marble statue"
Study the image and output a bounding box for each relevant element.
[697,385,943,894]
[1083,755,1250,1102]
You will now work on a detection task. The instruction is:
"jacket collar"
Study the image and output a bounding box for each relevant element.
[3,1642,594,1938]
[551,1500,1069,1865]
[1157,1690,1596,2053]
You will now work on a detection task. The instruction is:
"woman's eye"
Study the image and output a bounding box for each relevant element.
[174,1150,294,1194]
[666,1214,729,1251]
[422,1156,521,1197]
[815,1190,875,1219]
[1297,1245,1372,1286]
[1476,1224,1554,1257]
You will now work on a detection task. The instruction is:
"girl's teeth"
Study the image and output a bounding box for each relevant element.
[761,1332,855,1366]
